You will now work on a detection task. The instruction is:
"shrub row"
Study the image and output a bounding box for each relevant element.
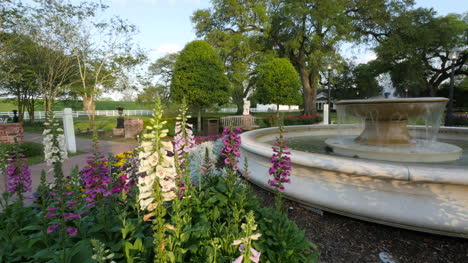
[0,141,43,157]
[259,114,322,128]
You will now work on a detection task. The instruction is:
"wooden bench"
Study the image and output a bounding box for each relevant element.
[77,128,105,136]
[220,116,259,130]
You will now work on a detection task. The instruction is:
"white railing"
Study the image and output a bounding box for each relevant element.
[0,110,154,120]
[0,107,302,120]
[216,108,301,113]
[220,115,259,130]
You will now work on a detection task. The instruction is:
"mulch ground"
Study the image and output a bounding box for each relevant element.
[251,184,468,263]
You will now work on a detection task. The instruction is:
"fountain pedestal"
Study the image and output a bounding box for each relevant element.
[356,120,415,146]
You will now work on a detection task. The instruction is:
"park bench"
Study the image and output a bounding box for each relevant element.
[220,115,259,130]
[77,128,91,136]
[77,128,105,136]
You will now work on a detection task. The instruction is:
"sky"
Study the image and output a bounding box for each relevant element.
[104,0,468,64]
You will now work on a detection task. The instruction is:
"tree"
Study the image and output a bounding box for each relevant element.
[42,0,145,128]
[192,0,412,115]
[192,3,271,114]
[171,40,230,133]
[0,0,22,83]
[147,52,179,101]
[267,0,413,114]
[0,35,41,122]
[8,0,78,112]
[373,9,467,96]
[253,58,301,117]
[136,84,169,105]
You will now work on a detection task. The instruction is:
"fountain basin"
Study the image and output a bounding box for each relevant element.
[325,136,462,163]
[239,125,468,238]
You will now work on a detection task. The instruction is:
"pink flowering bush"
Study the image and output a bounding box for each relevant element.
[267,124,292,212]
[5,151,31,203]
[221,127,242,172]
[267,128,292,192]
[80,153,112,205]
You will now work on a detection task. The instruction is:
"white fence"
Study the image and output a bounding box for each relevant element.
[0,110,153,120]
[0,107,302,120]
[217,108,301,113]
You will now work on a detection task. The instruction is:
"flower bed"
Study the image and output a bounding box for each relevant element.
[0,100,319,263]
[453,113,468,127]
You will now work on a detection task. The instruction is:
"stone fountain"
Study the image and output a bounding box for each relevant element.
[325,97,462,162]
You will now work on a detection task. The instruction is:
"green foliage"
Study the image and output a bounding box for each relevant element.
[0,99,151,112]
[259,114,322,128]
[0,143,318,263]
[192,0,415,114]
[373,9,468,96]
[353,62,381,98]
[171,40,230,108]
[254,58,302,107]
[18,141,44,157]
[255,208,319,263]
[0,142,43,158]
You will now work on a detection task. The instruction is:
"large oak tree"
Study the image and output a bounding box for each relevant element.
[192,0,412,114]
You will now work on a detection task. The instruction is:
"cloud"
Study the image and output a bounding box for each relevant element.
[356,52,377,64]
[150,44,182,58]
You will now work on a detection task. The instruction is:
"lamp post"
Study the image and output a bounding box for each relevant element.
[444,51,459,126]
[405,88,408,98]
[327,64,332,124]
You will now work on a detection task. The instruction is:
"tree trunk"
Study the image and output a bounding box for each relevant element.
[299,64,317,115]
[82,94,96,130]
[27,99,35,123]
[197,106,202,136]
[276,104,280,126]
[16,97,25,123]
[235,100,244,115]
[82,95,95,112]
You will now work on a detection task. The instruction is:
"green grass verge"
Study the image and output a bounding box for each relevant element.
[24,151,86,166]
[0,98,153,111]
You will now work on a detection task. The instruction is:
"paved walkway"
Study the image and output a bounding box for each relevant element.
[0,132,138,197]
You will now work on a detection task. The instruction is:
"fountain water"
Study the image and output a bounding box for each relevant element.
[324,74,462,162]
[377,73,396,99]
[325,98,462,162]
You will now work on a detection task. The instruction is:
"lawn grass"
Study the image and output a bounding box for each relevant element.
[0,98,153,112]
[24,151,86,166]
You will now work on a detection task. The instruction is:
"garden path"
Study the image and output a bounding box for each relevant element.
[0,132,138,198]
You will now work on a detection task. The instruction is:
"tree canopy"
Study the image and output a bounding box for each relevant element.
[254,58,301,110]
[171,40,229,131]
[171,40,230,108]
[373,9,468,96]
[192,0,414,114]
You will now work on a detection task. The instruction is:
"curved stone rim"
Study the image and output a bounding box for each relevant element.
[336,97,448,105]
[240,125,468,186]
[325,136,462,163]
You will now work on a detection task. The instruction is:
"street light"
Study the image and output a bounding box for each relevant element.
[327,64,332,124]
[444,50,459,126]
